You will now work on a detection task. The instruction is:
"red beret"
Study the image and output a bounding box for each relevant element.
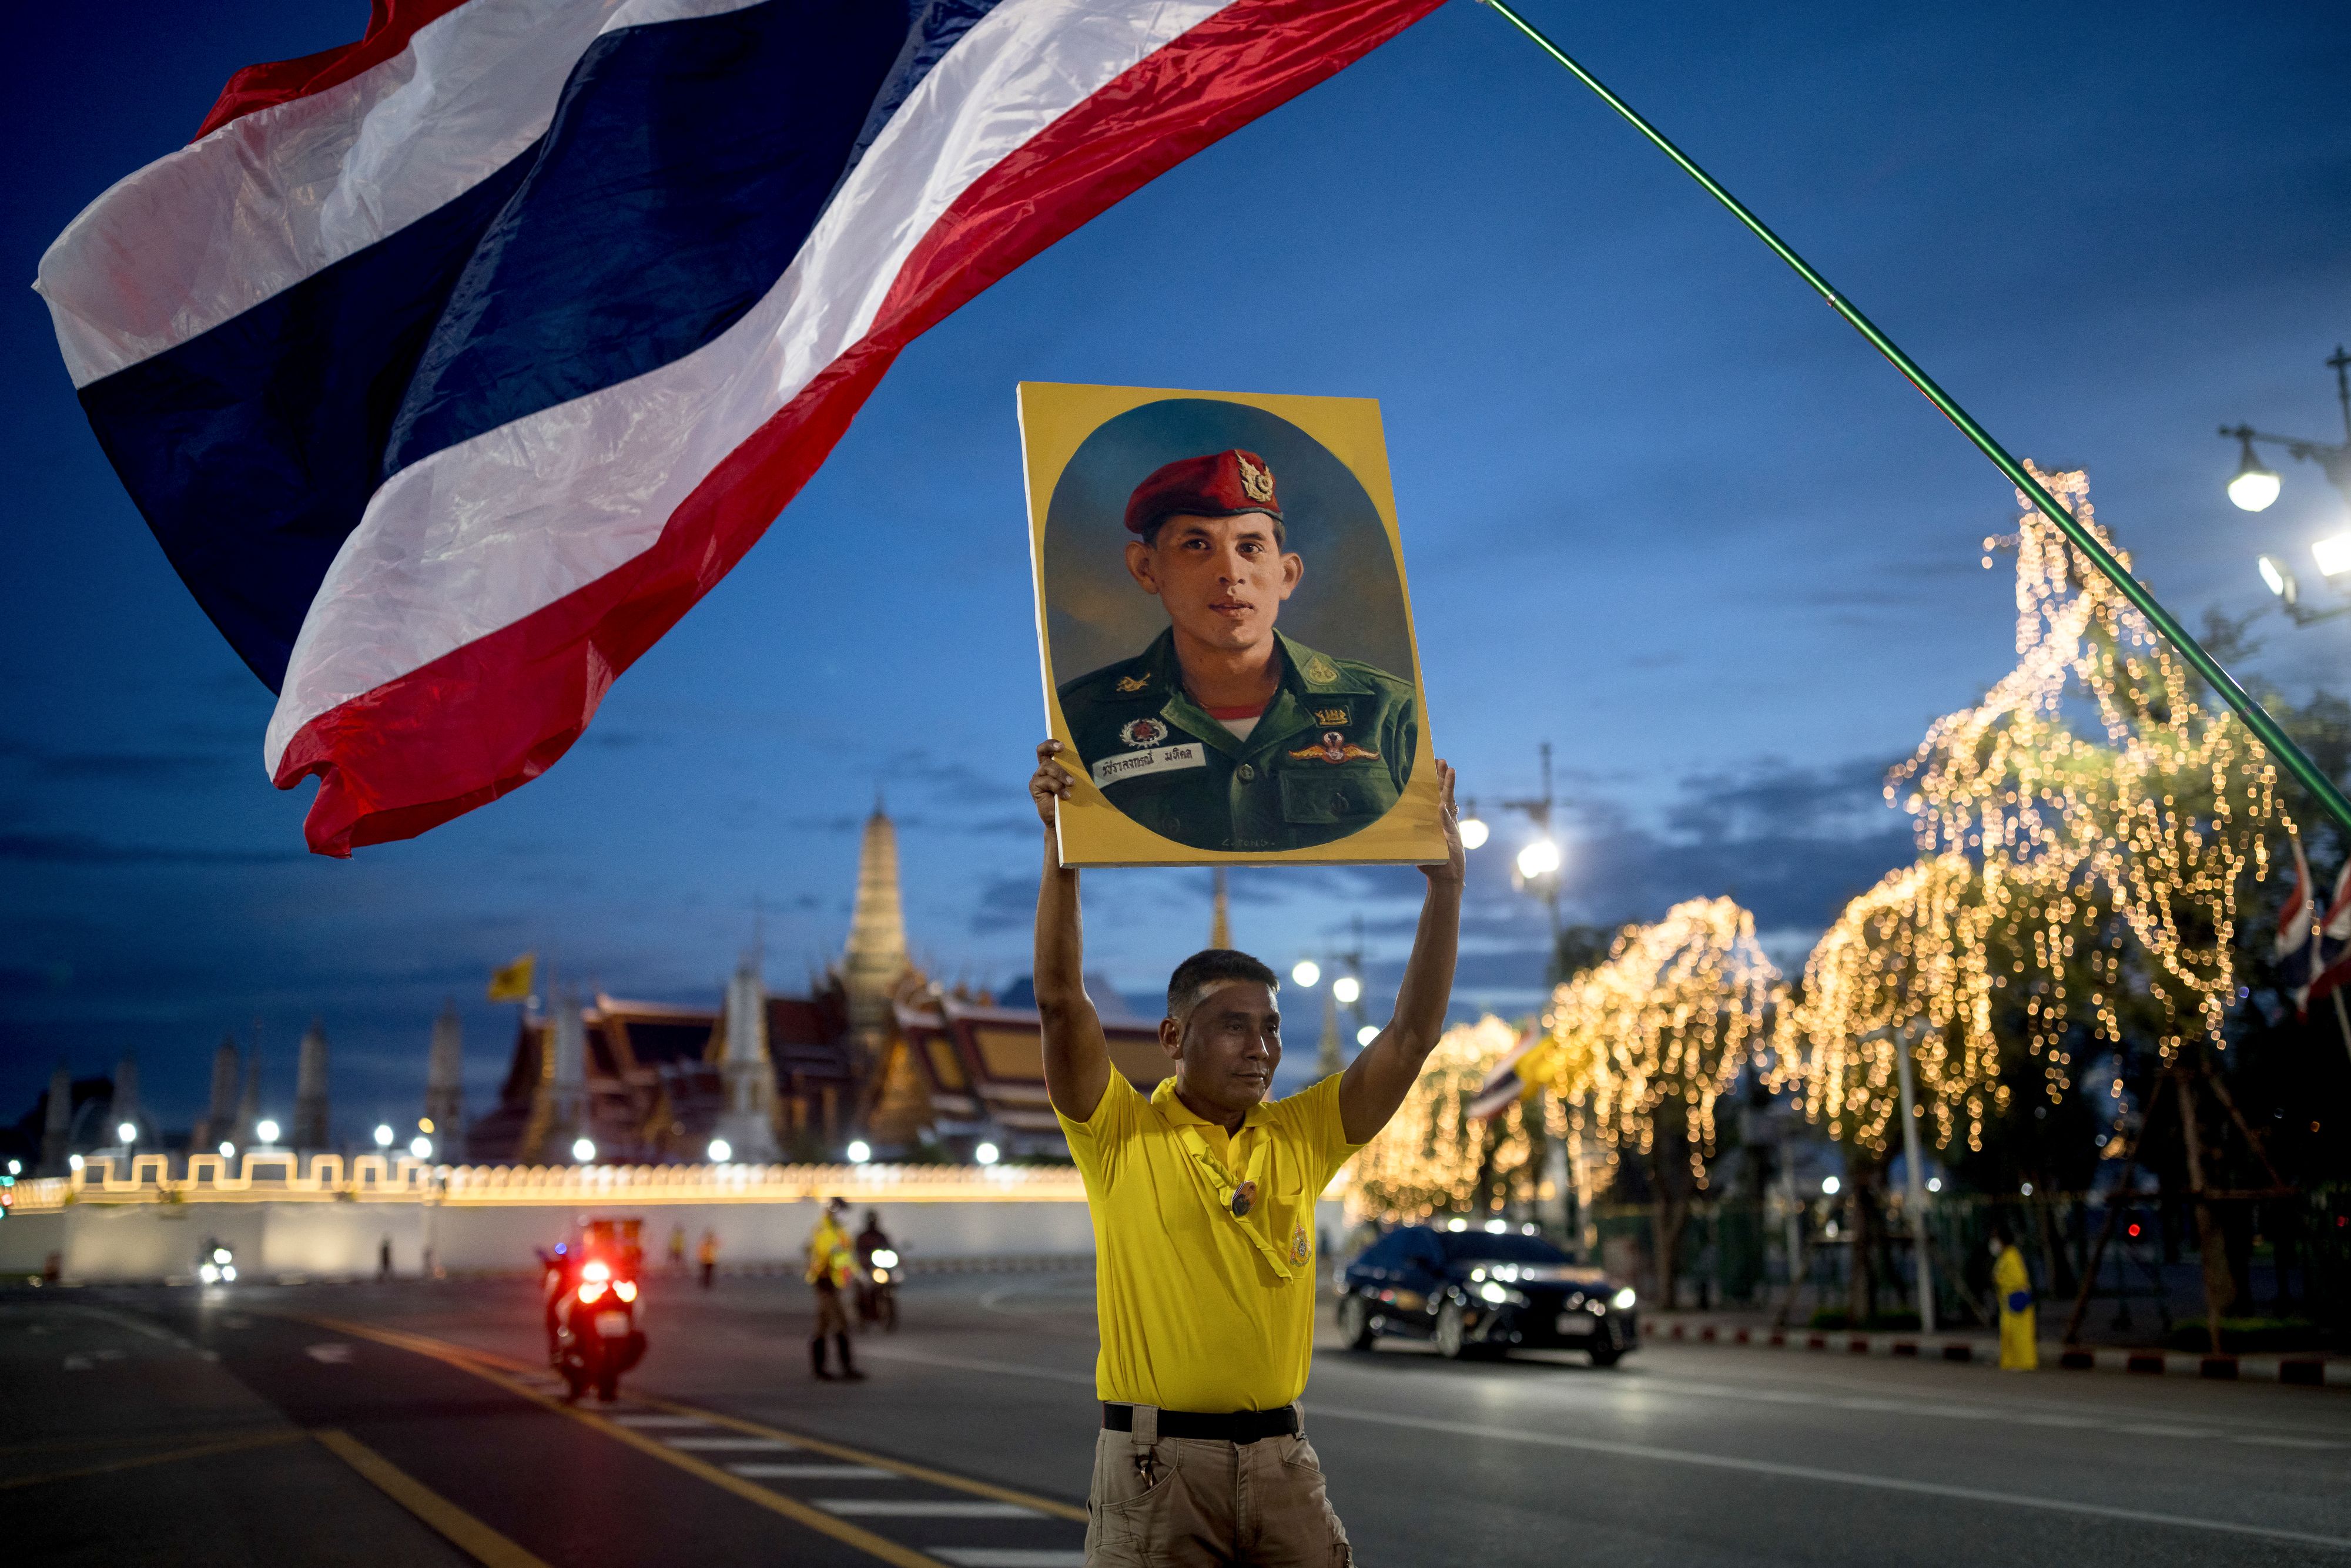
[1123,449,1282,535]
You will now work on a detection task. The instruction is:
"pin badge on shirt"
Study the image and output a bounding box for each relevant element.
[1230,1180,1259,1218]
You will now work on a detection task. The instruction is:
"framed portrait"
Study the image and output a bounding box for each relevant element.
[1019,381,1444,868]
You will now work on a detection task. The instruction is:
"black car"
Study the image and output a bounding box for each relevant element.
[1336,1225,1638,1366]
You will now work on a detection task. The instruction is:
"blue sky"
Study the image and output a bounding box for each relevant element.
[5,1,2346,1137]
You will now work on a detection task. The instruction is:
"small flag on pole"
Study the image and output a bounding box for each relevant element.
[2276,836,2313,960]
[487,953,536,1004]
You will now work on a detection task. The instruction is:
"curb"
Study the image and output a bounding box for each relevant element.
[1649,1318,2349,1387]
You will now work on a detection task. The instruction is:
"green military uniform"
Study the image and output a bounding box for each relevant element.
[1057,628,1417,853]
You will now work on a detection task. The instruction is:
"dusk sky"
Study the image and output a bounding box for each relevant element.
[6,1,2346,1138]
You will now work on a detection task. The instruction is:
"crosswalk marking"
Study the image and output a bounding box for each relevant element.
[726,1463,898,1480]
[665,1436,797,1451]
[818,1500,1040,1519]
[927,1553,1087,1568]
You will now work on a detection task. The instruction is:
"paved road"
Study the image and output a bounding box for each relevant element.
[4,1270,2346,1567]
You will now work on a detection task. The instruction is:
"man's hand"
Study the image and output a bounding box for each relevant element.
[1422,760,1463,888]
[1031,739,1076,830]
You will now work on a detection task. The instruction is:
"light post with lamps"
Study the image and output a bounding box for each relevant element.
[2225,346,2351,626]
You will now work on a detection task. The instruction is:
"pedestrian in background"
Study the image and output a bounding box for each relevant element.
[1992,1225,2037,1371]
[667,1222,687,1278]
[377,1235,393,1281]
[697,1228,718,1290]
[807,1197,864,1381]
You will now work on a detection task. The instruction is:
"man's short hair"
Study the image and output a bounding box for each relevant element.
[1166,949,1281,1033]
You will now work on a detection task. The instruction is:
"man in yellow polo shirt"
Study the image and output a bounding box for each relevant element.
[1028,739,1463,1567]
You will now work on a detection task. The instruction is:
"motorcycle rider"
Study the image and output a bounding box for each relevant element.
[853,1208,894,1328]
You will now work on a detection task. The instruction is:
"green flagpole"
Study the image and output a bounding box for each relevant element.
[1476,0,2351,835]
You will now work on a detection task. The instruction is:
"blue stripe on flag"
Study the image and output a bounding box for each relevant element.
[78,158,537,689]
[383,0,914,475]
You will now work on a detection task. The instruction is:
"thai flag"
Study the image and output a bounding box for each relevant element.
[38,0,1442,854]
[2311,856,2351,1009]
[2276,835,2314,960]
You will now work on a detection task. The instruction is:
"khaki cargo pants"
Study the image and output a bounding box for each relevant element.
[1084,1405,1352,1567]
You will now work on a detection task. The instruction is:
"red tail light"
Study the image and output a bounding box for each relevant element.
[578,1278,608,1304]
[615,1280,638,1303]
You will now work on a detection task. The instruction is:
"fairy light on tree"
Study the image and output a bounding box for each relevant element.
[1348,1017,1531,1224]
[1890,464,2288,1087]
[1523,897,1779,1306]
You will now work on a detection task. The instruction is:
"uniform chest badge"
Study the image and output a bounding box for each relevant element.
[1230,1180,1258,1219]
[1116,675,1150,693]
[1290,1220,1311,1266]
[1120,717,1170,748]
[1312,707,1349,727]
[1302,655,1340,685]
[1291,731,1379,765]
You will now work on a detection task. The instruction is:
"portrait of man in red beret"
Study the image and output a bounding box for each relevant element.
[1051,445,1419,854]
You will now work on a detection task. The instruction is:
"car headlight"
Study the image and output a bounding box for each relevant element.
[1478,1281,1507,1304]
[1612,1286,1636,1311]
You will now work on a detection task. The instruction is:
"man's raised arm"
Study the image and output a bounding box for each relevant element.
[1338,759,1464,1145]
[1032,740,1113,1122]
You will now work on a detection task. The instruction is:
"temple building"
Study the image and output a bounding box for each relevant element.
[463,800,1177,1164]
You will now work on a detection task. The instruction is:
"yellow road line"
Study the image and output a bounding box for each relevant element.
[313,1429,553,1568]
[0,1429,302,1490]
[302,1316,947,1568]
[383,1326,1089,1524]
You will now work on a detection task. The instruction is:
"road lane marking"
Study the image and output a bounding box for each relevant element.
[313,1428,552,1568]
[929,1553,1087,1568]
[0,1426,292,1460]
[300,1316,955,1568]
[0,1429,303,1491]
[1303,1402,2351,1551]
[307,1343,355,1363]
[860,1345,2351,1549]
[731,1463,899,1479]
[665,1436,797,1451]
[822,1501,1041,1518]
[609,1415,711,1428]
[306,1314,1089,1527]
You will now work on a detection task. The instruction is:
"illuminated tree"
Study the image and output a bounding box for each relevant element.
[1347,1016,1533,1225]
[1525,897,1780,1306]
[1892,463,2288,1086]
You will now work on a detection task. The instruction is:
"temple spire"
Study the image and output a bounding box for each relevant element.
[426,1001,464,1148]
[841,798,909,1054]
[293,1018,331,1150]
[1210,867,1232,950]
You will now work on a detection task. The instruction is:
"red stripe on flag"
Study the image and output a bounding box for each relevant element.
[194,0,478,142]
[273,0,1446,855]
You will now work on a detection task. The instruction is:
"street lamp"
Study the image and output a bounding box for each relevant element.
[116,1121,137,1145]
[1356,1024,1379,1047]
[255,1119,280,1145]
[571,1137,595,1162]
[1457,803,1491,850]
[410,1135,432,1160]
[1497,742,1565,939]
[373,1124,394,1148]
[1290,959,1321,988]
[1331,974,1361,1006]
[846,1140,872,1164]
[2223,346,2351,626]
[708,1138,732,1163]
[974,1141,1001,1165]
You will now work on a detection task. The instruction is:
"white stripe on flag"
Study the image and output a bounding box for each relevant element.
[266,0,1227,772]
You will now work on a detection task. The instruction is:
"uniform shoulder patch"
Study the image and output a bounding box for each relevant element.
[1302,654,1340,685]
[1115,674,1150,693]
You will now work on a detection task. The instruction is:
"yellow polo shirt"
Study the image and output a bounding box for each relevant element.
[1059,1071,1359,1412]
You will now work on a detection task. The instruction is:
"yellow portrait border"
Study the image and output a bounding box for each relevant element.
[1018,381,1444,868]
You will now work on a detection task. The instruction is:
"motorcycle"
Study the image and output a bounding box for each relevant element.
[541,1218,647,1402]
[856,1247,900,1333]
[197,1239,237,1285]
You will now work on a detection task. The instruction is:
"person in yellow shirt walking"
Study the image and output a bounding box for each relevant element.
[807,1197,865,1382]
[1991,1225,2037,1371]
[1028,739,1463,1568]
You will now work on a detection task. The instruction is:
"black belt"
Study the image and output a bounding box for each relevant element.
[1102,1403,1299,1443]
